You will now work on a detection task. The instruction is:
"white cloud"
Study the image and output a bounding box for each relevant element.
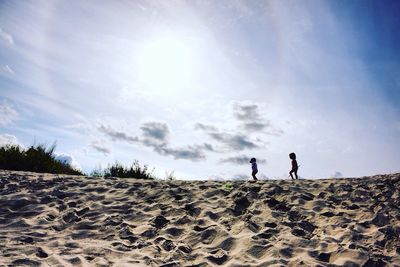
[90,140,111,155]
[0,134,19,146]
[54,153,81,170]
[219,155,267,165]
[140,122,170,145]
[0,28,13,44]
[98,122,208,161]
[0,103,18,125]
[1,65,14,75]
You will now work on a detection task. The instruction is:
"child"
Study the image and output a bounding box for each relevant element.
[289,152,298,180]
[250,158,258,181]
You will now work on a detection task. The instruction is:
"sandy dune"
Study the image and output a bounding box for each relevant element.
[0,170,399,266]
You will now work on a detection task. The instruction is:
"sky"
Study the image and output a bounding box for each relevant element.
[0,0,399,180]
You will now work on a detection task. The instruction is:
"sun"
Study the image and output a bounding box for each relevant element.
[137,36,193,92]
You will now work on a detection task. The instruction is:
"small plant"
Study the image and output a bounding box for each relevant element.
[223,182,234,191]
[89,165,104,177]
[165,170,176,181]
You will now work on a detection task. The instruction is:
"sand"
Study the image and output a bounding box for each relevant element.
[0,170,399,267]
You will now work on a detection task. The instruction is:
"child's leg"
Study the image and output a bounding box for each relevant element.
[252,171,258,181]
[289,170,294,180]
[294,171,298,179]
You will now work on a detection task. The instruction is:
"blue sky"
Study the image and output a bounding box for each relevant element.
[0,0,399,179]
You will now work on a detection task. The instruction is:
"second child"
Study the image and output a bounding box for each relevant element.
[250,158,258,181]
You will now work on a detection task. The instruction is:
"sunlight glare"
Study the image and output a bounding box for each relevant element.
[137,37,193,93]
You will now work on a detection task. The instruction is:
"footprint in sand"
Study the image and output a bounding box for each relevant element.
[246,220,261,233]
[320,211,336,217]
[279,246,294,258]
[206,248,228,265]
[371,212,390,227]
[266,197,291,212]
[205,211,220,221]
[291,227,307,237]
[308,250,331,263]
[161,239,175,251]
[175,215,192,225]
[68,257,82,265]
[200,228,217,244]
[36,247,48,258]
[264,222,278,228]
[6,198,36,211]
[232,196,251,216]
[11,258,41,267]
[173,194,183,201]
[74,220,98,230]
[17,236,34,244]
[141,227,158,239]
[111,241,134,252]
[300,192,315,201]
[103,215,123,226]
[62,211,80,223]
[288,210,302,222]
[298,220,317,234]
[76,207,90,216]
[165,227,184,238]
[151,215,170,229]
[247,244,273,259]
[252,228,279,240]
[67,201,77,208]
[159,261,180,267]
[184,203,201,217]
[119,227,138,243]
[177,244,192,254]
[318,252,331,263]
[216,237,236,252]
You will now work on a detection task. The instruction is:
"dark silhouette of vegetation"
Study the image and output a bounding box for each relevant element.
[90,161,154,179]
[0,144,83,175]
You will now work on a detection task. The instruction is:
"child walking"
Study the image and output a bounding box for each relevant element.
[289,152,298,180]
[250,158,258,181]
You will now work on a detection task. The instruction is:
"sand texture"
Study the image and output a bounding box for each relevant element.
[0,170,399,267]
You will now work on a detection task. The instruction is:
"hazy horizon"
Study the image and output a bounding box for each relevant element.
[1,1,399,180]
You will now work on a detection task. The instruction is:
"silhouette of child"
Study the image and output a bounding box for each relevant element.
[289,153,298,180]
[250,158,258,181]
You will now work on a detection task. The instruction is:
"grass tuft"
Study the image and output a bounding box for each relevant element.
[90,161,154,179]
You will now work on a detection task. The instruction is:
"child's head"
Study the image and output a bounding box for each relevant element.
[250,158,256,163]
[289,153,296,160]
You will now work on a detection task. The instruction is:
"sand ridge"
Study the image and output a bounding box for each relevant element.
[0,170,399,266]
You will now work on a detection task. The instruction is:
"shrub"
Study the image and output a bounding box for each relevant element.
[0,143,83,175]
[165,170,176,181]
[91,161,154,179]
[89,165,104,178]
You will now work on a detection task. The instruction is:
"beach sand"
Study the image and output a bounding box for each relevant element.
[0,170,399,266]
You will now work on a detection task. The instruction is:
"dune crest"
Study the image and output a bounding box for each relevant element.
[0,170,399,266]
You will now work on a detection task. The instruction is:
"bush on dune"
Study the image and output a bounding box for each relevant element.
[0,143,83,175]
[0,142,154,179]
[90,161,154,179]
